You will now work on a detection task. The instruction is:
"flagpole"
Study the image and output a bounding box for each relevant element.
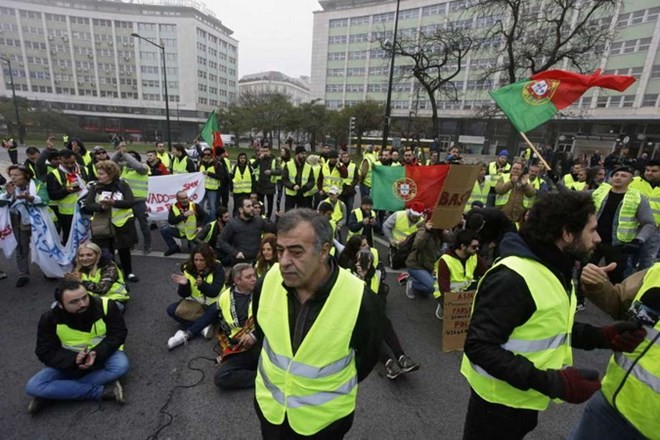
[518,131,551,171]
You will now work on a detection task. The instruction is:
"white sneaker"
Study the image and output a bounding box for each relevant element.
[201,324,214,339]
[405,279,415,299]
[167,330,189,350]
[435,302,444,320]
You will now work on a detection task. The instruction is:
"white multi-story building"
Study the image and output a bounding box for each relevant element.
[0,0,239,141]
[239,71,311,106]
[311,0,660,156]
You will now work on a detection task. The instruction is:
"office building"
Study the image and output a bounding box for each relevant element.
[239,71,311,106]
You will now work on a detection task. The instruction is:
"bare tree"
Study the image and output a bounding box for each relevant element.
[474,0,617,85]
[380,25,473,137]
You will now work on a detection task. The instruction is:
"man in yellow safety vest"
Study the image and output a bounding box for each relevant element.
[461,191,646,440]
[629,159,660,270]
[160,190,207,256]
[253,209,385,438]
[25,280,128,415]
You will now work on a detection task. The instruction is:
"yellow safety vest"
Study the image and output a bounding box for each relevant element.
[171,156,189,174]
[183,268,218,305]
[347,208,373,242]
[488,161,510,176]
[563,173,576,187]
[306,164,320,197]
[56,297,124,352]
[567,181,586,191]
[81,264,129,302]
[121,168,149,199]
[392,210,421,242]
[232,165,253,195]
[284,161,312,197]
[465,177,494,213]
[200,162,220,191]
[218,287,253,339]
[461,256,575,410]
[322,198,343,225]
[81,151,93,166]
[172,203,198,240]
[592,184,642,243]
[255,264,363,435]
[53,169,86,215]
[630,176,660,227]
[202,220,218,243]
[158,151,172,168]
[321,163,343,193]
[433,253,478,299]
[601,263,660,439]
[342,162,356,186]
[495,174,513,206]
[361,152,377,188]
[522,177,542,209]
[94,191,133,228]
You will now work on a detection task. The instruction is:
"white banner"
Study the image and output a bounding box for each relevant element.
[0,206,17,258]
[146,172,206,221]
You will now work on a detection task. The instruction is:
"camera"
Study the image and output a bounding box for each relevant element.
[628,300,659,327]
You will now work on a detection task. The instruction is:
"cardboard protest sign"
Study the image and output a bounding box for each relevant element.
[430,165,481,229]
[146,172,206,221]
[442,290,476,352]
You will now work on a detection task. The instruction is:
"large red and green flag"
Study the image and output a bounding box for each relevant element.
[490,69,636,132]
[371,165,450,211]
[200,110,223,148]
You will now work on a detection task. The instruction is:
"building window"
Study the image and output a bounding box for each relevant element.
[400,9,419,20]
[349,33,369,43]
[328,35,347,44]
[642,94,658,107]
[347,67,365,76]
[329,18,348,28]
[351,16,370,25]
[328,52,346,61]
[327,68,345,77]
[348,50,367,60]
[326,84,344,92]
[374,12,395,23]
[422,4,445,16]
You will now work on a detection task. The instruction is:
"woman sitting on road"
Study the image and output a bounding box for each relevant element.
[166,243,225,350]
[64,242,129,312]
[254,234,277,278]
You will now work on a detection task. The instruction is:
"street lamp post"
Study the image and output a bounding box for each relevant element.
[382,0,401,151]
[131,33,172,150]
[0,56,23,144]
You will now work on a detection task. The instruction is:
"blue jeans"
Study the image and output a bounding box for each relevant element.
[201,190,218,221]
[567,391,645,440]
[160,225,186,252]
[25,351,129,401]
[407,268,435,296]
[359,183,370,198]
[166,301,219,336]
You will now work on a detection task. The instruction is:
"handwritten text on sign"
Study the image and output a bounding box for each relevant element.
[146,172,206,221]
[442,290,476,352]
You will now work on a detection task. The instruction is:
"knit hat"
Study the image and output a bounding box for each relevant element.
[295,146,307,155]
[409,201,425,216]
[498,149,509,157]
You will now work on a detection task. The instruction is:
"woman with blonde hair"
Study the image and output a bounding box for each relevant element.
[254,234,277,278]
[64,242,129,312]
[83,160,139,282]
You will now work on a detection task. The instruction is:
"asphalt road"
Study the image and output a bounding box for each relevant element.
[0,149,614,439]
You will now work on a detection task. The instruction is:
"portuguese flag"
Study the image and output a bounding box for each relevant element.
[372,165,450,211]
[200,110,223,149]
[490,69,636,132]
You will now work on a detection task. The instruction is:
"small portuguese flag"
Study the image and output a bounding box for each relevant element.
[490,69,636,133]
[200,110,224,149]
[372,164,450,211]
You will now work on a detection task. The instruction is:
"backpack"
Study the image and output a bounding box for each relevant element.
[389,231,417,270]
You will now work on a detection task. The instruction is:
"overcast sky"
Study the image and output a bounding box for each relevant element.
[210,0,319,79]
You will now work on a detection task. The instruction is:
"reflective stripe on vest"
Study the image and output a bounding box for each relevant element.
[81,264,129,302]
[218,287,253,339]
[321,163,343,193]
[172,156,189,174]
[601,263,660,439]
[53,170,84,215]
[460,256,575,411]
[362,153,377,188]
[56,297,124,351]
[284,161,312,196]
[121,169,149,199]
[232,165,253,194]
[433,253,478,299]
[183,269,216,305]
[593,184,642,243]
[465,178,493,213]
[172,203,198,240]
[255,264,362,435]
[630,176,660,226]
[200,162,220,190]
[203,220,217,243]
[392,211,421,242]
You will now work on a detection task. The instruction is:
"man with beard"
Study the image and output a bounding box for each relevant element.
[46,149,88,243]
[231,152,256,215]
[218,198,275,265]
[25,280,128,414]
[460,191,646,440]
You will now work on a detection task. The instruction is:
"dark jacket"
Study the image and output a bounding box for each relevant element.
[83,179,135,214]
[254,155,281,195]
[253,259,385,382]
[35,295,127,375]
[177,263,225,301]
[281,158,315,196]
[46,166,89,202]
[167,202,207,227]
[405,227,446,272]
[463,232,609,397]
[465,207,517,247]
[218,215,275,261]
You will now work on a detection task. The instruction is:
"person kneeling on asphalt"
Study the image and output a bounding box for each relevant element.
[25,280,128,415]
[213,263,260,390]
[166,243,225,349]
